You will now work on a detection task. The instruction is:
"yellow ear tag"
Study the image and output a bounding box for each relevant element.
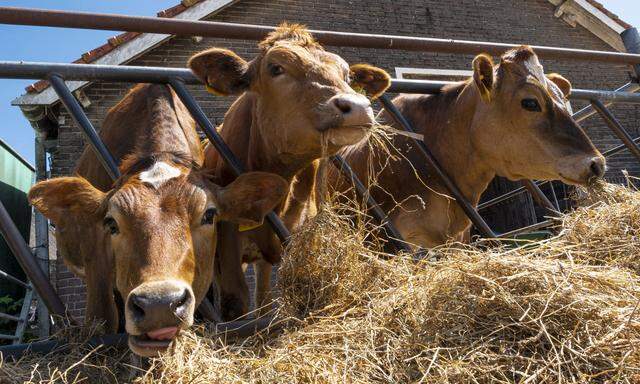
[205,84,225,96]
[239,222,262,232]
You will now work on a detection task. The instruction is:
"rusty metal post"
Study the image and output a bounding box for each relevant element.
[2,7,640,65]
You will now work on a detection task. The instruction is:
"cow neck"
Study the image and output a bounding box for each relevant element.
[415,83,495,206]
[247,107,318,184]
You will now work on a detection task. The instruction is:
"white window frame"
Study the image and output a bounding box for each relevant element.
[394,67,472,80]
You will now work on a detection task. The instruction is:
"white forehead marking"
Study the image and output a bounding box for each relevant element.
[523,55,545,82]
[139,161,181,188]
[523,54,572,113]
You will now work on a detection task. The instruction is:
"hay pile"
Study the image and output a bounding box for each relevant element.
[2,182,640,383]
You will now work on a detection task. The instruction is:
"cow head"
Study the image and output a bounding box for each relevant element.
[188,23,391,157]
[470,46,605,186]
[29,154,287,356]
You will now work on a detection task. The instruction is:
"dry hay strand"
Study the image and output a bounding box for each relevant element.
[4,184,640,383]
[561,180,640,273]
[0,323,132,384]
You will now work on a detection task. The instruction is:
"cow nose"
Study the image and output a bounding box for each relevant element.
[329,93,374,127]
[126,281,194,331]
[589,156,606,179]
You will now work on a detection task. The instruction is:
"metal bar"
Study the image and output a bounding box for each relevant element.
[0,61,199,83]
[48,74,120,179]
[390,79,640,102]
[168,78,291,243]
[1,62,640,103]
[0,269,29,289]
[572,83,640,123]
[521,179,559,215]
[0,317,274,360]
[0,200,67,318]
[0,334,19,340]
[478,181,549,211]
[330,155,412,253]
[0,333,128,361]
[378,94,497,238]
[0,312,22,322]
[2,7,640,65]
[590,99,640,162]
[547,181,560,211]
[603,136,640,157]
[13,285,34,344]
[499,219,555,238]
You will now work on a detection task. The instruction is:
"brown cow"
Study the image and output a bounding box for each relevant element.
[331,46,605,248]
[188,24,391,319]
[28,84,287,356]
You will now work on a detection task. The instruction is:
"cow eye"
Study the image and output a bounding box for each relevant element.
[521,98,542,112]
[201,208,217,225]
[103,217,119,235]
[269,64,284,77]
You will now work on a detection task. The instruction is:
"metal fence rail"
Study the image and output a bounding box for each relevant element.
[2,7,640,65]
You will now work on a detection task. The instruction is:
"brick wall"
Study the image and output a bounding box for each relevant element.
[47,0,640,320]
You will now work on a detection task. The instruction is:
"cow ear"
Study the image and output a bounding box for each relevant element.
[28,177,106,226]
[546,73,572,98]
[214,172,288,228]
[188,48,252,96]
[472,54,495,103]
[349,64,391,100]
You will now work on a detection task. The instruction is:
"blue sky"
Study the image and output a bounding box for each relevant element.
[0,0,639,164]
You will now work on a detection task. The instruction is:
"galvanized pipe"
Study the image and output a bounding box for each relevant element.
[0,317,275,360]
[330,155,412,253]
[0,269,30,289]
[590,99,640,162]
[49,74,120,179]
[521,179,559,214]
[478,181,550,211]
[603,136,640,157]
[168,78,291,243]
[499,219,556,238]
[0,312,21,322]
[2,62,640,103]
[0,200,67,318]
[378,94,497,238]
[572,82,640,123]
[2,7,640,65]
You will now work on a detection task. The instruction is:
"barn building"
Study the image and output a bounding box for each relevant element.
[11,0,639,321]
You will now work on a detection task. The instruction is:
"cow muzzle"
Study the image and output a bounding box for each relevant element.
[329,93,374,128]
[320,93,375,147]
[125,280,195,357]
[557,155,606,186]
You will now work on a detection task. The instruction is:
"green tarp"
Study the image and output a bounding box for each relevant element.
[0,139,34,298]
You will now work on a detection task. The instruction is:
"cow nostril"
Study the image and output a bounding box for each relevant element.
[171,289,191,315]
[333,98,352,114]
[590,159,605,178]
[129,295,146,320]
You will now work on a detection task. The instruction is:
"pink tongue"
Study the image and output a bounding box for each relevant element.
[146,326,179,340]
